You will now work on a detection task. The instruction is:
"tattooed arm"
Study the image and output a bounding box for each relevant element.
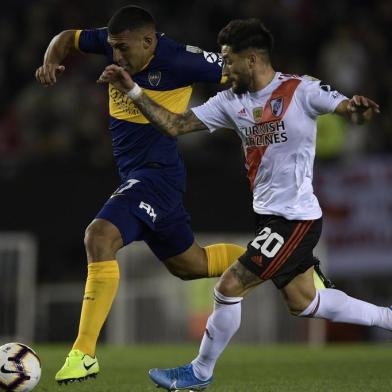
[130,94,206,136]
[97,64,206,136]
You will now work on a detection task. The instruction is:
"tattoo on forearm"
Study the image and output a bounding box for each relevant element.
[134,93,205,136]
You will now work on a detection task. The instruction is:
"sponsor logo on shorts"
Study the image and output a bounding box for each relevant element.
[251,255,264,266]
[139,201,157,222]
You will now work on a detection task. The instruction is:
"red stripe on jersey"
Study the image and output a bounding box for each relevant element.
[262,78,301,122]
[246,78,302,191]
[246,145,267,191]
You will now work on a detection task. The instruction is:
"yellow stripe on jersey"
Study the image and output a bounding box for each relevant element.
[220,75,228,84]
[109,84,193,124]
[74,30,82,51]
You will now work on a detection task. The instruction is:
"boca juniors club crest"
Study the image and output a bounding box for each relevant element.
[270,97,284,117]
[148,71,161,87]
[252,107,264,123]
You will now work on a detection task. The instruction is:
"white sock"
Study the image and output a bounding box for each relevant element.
[191,288,243,381]
[299,288,392,330]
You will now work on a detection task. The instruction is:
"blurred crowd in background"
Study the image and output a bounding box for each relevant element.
[1,0,391,281]
[1,0,391,173]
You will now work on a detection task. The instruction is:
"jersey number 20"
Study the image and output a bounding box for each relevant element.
[251,227,284,258]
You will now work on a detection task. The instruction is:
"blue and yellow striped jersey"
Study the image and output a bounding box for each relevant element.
[76,28,223,185]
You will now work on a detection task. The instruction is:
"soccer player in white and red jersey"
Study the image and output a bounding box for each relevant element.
[98,18,388,391]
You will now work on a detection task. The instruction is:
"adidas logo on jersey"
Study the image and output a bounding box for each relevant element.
[251,255,264,266]
[237,108,247,117]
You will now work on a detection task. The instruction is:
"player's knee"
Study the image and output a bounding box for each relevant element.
[164,252,207,280]
[84,220,122,259]
[84,223,107,254]
[215,276,242,297]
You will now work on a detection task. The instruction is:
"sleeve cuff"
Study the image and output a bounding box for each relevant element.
[74,30,82,51]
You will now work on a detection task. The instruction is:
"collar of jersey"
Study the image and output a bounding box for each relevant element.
[250,71,281,98]
[140,54,155,72]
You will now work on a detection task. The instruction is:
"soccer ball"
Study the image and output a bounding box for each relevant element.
[0,343,41,392]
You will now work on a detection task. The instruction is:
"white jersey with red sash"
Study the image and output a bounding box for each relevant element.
[192,72,347,220]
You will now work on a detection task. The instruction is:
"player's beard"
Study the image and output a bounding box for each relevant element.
[231,74,251,95]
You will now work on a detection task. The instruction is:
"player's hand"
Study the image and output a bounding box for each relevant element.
[347,95,380,124]
[35,64,65,86]
[97,65,135,94]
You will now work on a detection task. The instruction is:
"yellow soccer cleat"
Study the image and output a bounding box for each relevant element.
[55,349,99,384]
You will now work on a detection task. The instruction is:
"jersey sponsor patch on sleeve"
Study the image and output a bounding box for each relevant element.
[303,75,341,100]
[319,82,332,92]
[302,74,320,82]
[318,81,341,99]
[186,45,203,53]
[203,51,223,67]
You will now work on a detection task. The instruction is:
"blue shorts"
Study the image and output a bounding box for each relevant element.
[96,167,194,261]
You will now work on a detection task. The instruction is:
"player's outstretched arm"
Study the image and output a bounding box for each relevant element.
[335,95,380,124]
[35,30,78,86]
[97,65,207,137]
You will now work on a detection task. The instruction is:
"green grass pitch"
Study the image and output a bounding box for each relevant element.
[33,344,392,391]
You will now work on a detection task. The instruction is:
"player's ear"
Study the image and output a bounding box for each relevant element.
[247,53,257,68]
[143,32,154,49]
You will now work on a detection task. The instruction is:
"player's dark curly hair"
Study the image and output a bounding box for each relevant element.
[108,5,155,34]
[217,18,273,56]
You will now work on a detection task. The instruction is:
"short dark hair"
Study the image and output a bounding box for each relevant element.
[217,18,273,56]
[108,5,155,34]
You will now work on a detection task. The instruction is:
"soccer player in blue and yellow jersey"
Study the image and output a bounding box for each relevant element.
[35,5,245,384]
